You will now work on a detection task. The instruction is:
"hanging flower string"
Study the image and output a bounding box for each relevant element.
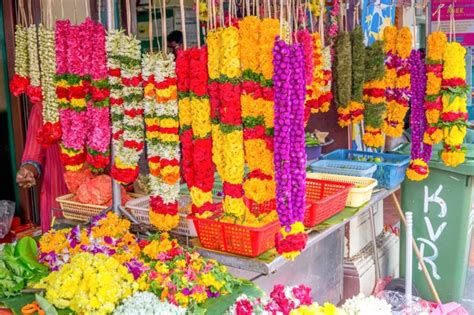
[384,27,412,138]
[406,50,431,181]
[335,31,352,127]
[9,25,30,96]
[148,53,180,231]
[26,25,42,105]
[423,31,447,146]
[273,39,308,260]
[87,22,111,173]
[362,40,386,149]
[37,25,61,146]
[349,25,365,124]
[440,42,469,167]
[382,26,398,137]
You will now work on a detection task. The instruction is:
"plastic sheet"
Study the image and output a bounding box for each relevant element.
[0,201,15,238]
[377,290,431,314]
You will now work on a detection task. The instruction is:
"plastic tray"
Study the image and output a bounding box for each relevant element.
[307,173,378,208]
[322,150,410,189]
[310,159,377,178]
[57,193,142,222]
[125,195,197,237]
[304,178,353,227]
[191,215,280,257]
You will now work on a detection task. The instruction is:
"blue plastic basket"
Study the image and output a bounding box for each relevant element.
[310,159,377,178]
[322,150,410,189]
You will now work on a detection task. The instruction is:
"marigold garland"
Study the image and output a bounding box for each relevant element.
[363,40,386,149]
[440,42,468,167]
[9,25,30,97]
[335,32,352,127]
[384,27,412,138]
[350,25,366,124]
[37,25,61,146]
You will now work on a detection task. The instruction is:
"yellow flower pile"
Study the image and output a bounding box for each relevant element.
[35,253,138,315]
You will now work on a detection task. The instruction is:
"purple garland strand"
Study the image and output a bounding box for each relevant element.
[409,50,432,162]
[273,39,307,229]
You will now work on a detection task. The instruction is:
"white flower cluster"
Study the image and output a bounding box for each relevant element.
[14,24,29,77]
[38,25,58,123]
[27,25,41,87]
[321,46,332,94]
[342,294,392,315]
[113,292,186,315]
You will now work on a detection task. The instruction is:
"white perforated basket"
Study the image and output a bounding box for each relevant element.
[306,173,378,208]
[125,195,197,237]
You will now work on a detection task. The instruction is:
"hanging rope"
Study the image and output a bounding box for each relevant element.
[412,0,417,48]
[162,0,168,55]
[196,0,201,47]
[126,0,132,35]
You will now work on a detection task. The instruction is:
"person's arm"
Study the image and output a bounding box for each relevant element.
[17,105,46,188]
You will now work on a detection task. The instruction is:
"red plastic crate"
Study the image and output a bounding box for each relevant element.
[304,178,353,227]
[191,214,280,257]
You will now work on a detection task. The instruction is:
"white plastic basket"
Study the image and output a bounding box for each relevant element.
[125,195,197,237]
[306,173,378,208]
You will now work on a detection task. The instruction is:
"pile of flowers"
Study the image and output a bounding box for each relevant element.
[341,294,392,315]
[362,40,386,149]
[113,292,186,315]
[225,284,345,315]
[440,42,469,167]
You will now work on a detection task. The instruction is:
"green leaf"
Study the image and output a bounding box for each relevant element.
[35,294,58,315]
[200,280,263,315]
[0,294,35,315]
[15,237,49,274]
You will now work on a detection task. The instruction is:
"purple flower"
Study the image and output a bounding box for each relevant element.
[124,258,148,280]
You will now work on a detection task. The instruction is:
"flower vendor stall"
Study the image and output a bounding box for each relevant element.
[2,0,474,313]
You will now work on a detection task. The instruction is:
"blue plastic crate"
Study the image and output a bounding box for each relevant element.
[322,150,410,189]
[309,159,377,178]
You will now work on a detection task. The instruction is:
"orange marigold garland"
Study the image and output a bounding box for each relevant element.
[362,40,386,149]
[440,42,469,167]
[423,32,447,146]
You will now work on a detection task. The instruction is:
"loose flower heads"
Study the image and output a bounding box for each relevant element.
[440,42,469,167]
[363,40,386,149]
[273,39,308,260]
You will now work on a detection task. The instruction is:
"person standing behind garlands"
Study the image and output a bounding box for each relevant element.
[16,103,68,232]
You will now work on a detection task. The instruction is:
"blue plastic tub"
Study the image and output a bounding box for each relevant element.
[322,150,410,189]
[310,160,377,178]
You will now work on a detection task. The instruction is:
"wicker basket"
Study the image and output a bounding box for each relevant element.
[125,195,197,237]
[56,193,142,222]
[307,173,377,208]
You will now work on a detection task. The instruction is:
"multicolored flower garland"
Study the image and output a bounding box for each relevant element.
[9,24,30,97]
[108,30,144,184]
[423,32,447,146]
[87,22,111,173]
[349,25,365,124]
[406,50,431,181]
[37,25,61,146]
[362,40,386,149]
[147,53,180,231]
[384,27,412,138]
[335,31,352,127]
[440,42,469,167]
[273,39,308,260]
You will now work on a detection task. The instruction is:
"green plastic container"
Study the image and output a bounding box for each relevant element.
[398,143,474,303]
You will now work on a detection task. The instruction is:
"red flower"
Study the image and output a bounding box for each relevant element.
[243,125,265,140]
[192,138,214,191]
[424,98,442,110]
[86,152,110,170]
[91,86,110,101]
[69,85,86,99]
[223,182,244,198]
[9,74,30,96]
[60,150,86,167]
[247,169,272,181]
[363,88,385,97]
[124,108,144,117]
[156,77,177,89]
[124,140,144,151]
[441,111,468,122]
[275,231,308,256]
[241,81,260,95]
[37,122,62,146]
[426,64,442,75]
[208,81,221,120]
[409,162,428,175]
[150,196,178,215]
[176,49,190,92]
[26,85,43,105]
[236,299,254,315]
[192,202,215,216]
[122,75,142,87]
[111,165,139,184]
[397,68,410,76]
[180,129,194,187]
[108,68,121,77]
[442,78,466,87]
[292,285,313,306]
[262,87,274,101]
[219,83,242,125]
[110,98,124,106]
[138,239,150,249]
[113,130,124,140]
[56,86,69,99]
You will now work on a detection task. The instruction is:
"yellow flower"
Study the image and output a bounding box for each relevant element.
[441,149,465,167]
[190,187,213,208]
[427,31,447,62]
[385,68,397,88]
[363,128,385,149]
[443,42,467,80]
[175,292,189,308]
[395,73,411,89]
[211,124,225,176]
[244,139,274,175]
[191,291,208,304]
[383,25,397,53]
[239,16,261,73]
[443,125,467,146]
[423,128,443,145]
[220,26,241,78]
[207,29,222,80]
[179,97,192,128]
[221,130,245,184]
[191,97,212,138]
[442,95,467,113]
[406,159,429,181]
[395,27,412,59]
[161,117,179,128]
[426,72,442,95]
[426,109,441,125]
[200,273,224,291]
[243,177,275,204]
[223,196,248,218]
[259,18,280,80]
[149,211,180,231]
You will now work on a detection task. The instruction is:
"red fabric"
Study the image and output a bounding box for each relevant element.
[21,104,68,232]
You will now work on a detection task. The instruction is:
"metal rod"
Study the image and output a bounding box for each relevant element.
[405,211,413,305]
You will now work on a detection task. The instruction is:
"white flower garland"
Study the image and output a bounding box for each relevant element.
[38,25,58,124]
[14,24,29,78]
[27,25,40,87]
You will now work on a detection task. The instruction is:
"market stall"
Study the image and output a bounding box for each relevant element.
[1,0,473,313]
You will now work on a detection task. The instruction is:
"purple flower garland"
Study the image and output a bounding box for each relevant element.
[410,50,431,162]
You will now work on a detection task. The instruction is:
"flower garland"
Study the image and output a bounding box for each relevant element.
[384,27,412,138]
[350,25,365,124]
[26,25,42,105]
[335,31,352,127]
[304,32,329,123]
[59,22,89,172]
[362,40,386,149]
[440,42,469,167]
[273,39,308,260]
[35,253,138,314]
[146,53,180,231]
[297,30,314,85]
[108,31,144,184]
[382,26,398,137]
[9,24,30,96]
[406,50,431,181]
[37,25,61,146]
[87,22,111,173]
[423,32,447,146]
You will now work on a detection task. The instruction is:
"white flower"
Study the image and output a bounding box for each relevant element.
[113,292,186,315]
[342,294,392,315]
